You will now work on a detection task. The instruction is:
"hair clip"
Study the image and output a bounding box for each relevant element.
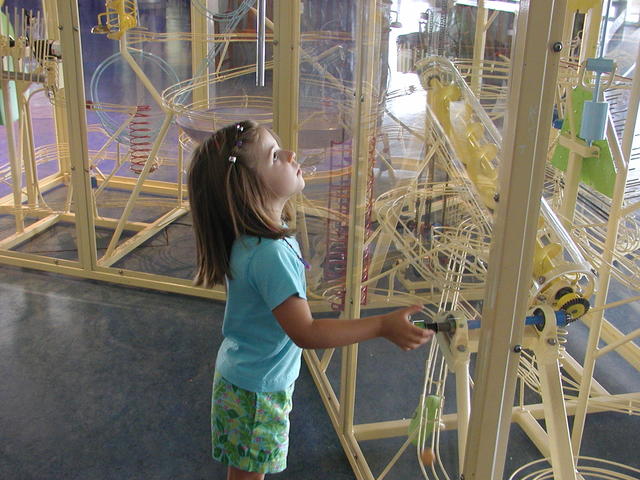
[228,156,237,164]
[235,124,244,148]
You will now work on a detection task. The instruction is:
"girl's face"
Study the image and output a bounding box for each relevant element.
[252,128,305,202]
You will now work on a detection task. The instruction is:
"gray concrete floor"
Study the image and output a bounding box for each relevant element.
[1,261,639,480]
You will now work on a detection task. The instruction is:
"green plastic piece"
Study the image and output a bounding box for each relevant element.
[408,395,441,446]
[551,86,616,198]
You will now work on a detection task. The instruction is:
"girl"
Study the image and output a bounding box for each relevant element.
[188,120,434,480]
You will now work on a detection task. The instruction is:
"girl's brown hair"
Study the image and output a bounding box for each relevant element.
[188,120,295,287]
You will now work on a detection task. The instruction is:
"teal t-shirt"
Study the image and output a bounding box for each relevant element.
[216,235,307,392]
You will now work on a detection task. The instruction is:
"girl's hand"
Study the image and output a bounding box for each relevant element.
[380,304,434,351]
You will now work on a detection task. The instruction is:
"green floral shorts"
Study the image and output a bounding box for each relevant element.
[211,371,294,474]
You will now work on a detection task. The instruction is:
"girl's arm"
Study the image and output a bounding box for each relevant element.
[272,295,434,350]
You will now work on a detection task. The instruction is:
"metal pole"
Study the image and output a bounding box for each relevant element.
[570,38,640,458]
[461,1,567,478]
[535,306,578,480]
[336,1,380,478]
[1,75,23,231]
[470,0,487,95]
[256,0,266,86]
[190,0,210,104]
[273,0,301,151]
[56,0,98,270]
[43,0,71,174]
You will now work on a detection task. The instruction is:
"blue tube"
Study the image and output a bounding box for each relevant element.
[464,310,570,331]
[579,100,608,143]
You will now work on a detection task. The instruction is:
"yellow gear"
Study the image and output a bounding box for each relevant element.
[556,292,590,319]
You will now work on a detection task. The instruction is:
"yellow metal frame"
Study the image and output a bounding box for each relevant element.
[1,2,639,480]
[305,2,638,479]
[0,0,227,300]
